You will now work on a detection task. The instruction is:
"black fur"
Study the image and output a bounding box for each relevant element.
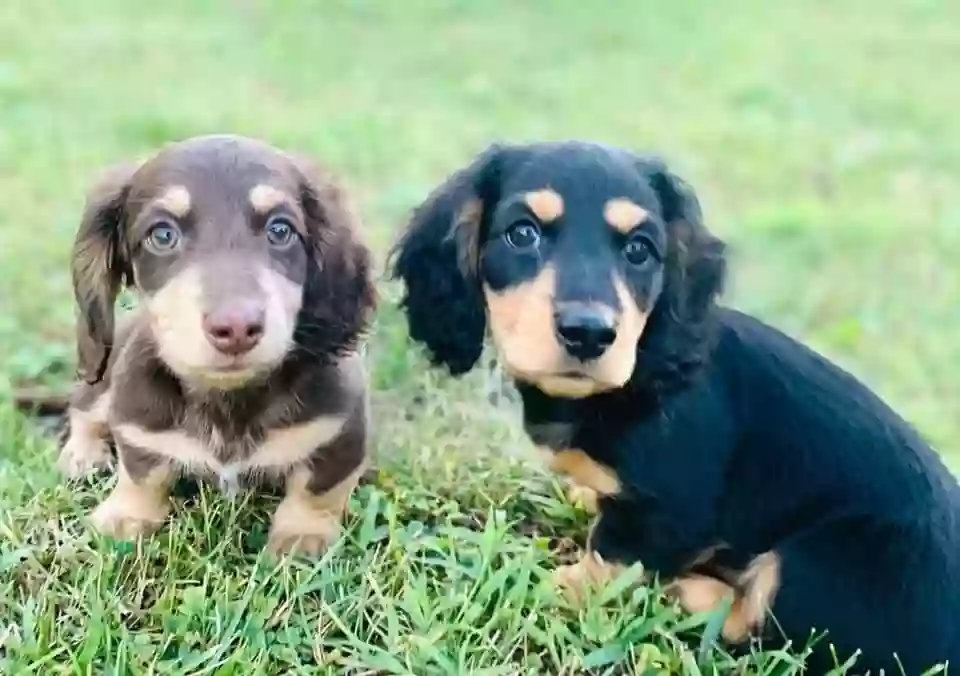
[628,158,727,397]
[388,146,506,374]
[523,310,960,673]
[389,140,960,674]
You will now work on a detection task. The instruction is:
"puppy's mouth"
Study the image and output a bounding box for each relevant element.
[554,370,591,379]
[210,359,255,372]
[186,352,282,389]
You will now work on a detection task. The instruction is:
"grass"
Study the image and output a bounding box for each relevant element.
[1,0,958,673]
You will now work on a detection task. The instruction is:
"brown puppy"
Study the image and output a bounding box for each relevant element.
[58,134,376,556]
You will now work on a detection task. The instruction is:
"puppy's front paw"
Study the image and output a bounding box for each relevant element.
[552,562,590,602]
[266,512,341,558]
[565,480,599,513]
[552,552,626,603]
[58,436,114,479]
[669,574,733,613]
[669,574,748,642]
[90,493,169,540]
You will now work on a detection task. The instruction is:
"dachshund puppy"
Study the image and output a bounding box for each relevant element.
[389,140,960,673]
[59,134,376,556]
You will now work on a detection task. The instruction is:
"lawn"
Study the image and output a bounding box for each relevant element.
[1,0,958,673]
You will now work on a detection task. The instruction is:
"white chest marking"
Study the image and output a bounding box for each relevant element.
[112,415,348,487]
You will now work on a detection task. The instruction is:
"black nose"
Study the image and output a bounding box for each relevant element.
[554,305,618,361]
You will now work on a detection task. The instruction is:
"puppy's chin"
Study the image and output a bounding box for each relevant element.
[502,356,636,399]
[530,373,632,399]
[534,375,603,399]
[182,365,270,392]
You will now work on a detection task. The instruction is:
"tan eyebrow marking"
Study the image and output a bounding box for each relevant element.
[603,198,649,234]
[249,184,291,214]
[154,186,192,218]
[523,189,565,223]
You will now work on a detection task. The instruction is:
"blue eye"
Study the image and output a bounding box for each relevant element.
[145,222,180,252]
[265,217,295,247]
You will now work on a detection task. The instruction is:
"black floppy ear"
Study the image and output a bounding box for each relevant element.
[629,156,727,389]
[643,157,727,324]
[388,145,507,375]
[71,162,138,384]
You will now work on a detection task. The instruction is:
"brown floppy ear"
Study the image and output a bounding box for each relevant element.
[72,162,138,384]
[289,154,377,360]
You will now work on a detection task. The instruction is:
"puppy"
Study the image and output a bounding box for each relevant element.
[389,140,960,673]
[59,134,376,556]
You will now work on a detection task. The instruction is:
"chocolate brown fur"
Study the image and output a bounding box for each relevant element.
[59,135,376,556]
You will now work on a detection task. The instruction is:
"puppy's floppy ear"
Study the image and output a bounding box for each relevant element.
[632,156,727,388]
[388,145,507,375]
[645,159,727,321]
[290,154,377,359]
[72,162,138,384]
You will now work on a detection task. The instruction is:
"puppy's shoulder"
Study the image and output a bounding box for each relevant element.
[711,308,843,385]
[107,312,183,429]
[279,351,368,423]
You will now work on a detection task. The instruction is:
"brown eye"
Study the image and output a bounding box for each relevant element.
[623,235,653,266]
[505,221,541,250]
[145,222,180,253]
[265,216,295,247]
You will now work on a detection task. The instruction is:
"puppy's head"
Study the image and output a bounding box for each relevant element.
[72,134,375,389]
[390,141,725,398]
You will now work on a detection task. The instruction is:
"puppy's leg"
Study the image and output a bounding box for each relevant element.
[90,442,175,539]
[540,449,632,598]
[536,446,609,514]
[670,551,781,643]
[552,514,630,601]
[266,408,367,557]
[552,496,718,604]
[58,384,114,478]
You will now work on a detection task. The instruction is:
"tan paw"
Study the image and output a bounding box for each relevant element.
[552,562,590,602]
[266,513,341,558]
[669,574,733,614]
[552,551,625,603]
[669,574,748,642]
[565,481,599,513]
[90,495,169,540]
[58,436,114,479]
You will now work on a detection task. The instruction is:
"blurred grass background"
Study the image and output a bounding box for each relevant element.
[1,1,958,673]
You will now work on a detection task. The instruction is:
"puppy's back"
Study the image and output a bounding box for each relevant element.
[712,308,960,672]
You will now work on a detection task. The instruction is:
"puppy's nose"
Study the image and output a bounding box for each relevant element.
[554,305,617,361]
[203,302,266,356]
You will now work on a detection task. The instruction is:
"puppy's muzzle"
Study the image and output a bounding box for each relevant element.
[554,303,618,362]
[203,301,266,356]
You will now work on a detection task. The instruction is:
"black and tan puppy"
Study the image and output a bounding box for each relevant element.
[389,141,960,674]
[58,134,376,556]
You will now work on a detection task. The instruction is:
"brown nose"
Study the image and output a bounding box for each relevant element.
[202,302,265,355]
